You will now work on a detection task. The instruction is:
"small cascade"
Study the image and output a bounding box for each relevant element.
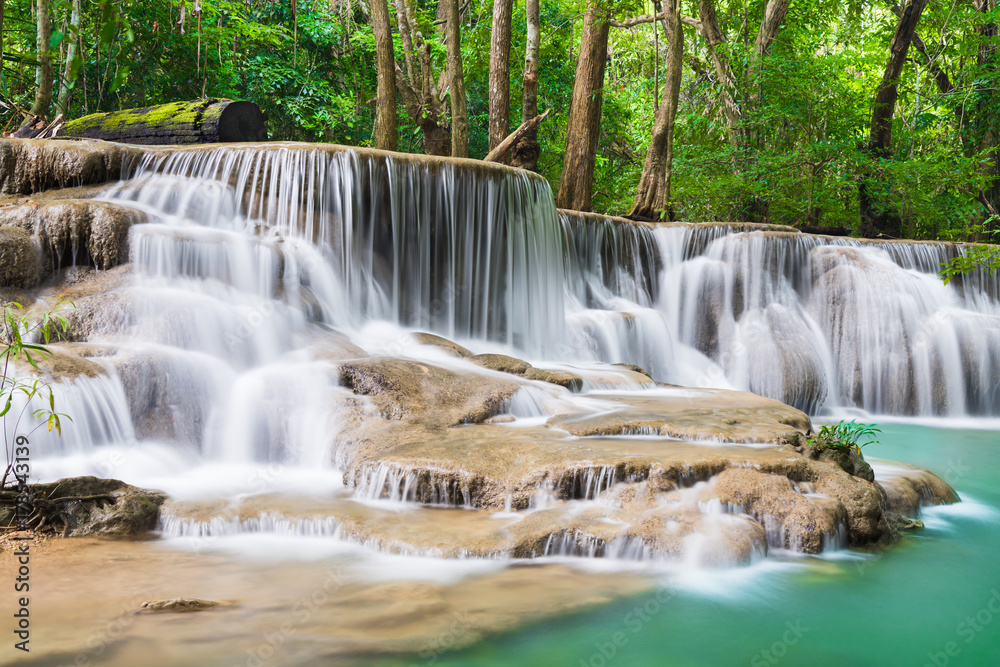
[13,372,136,455]
[541,531,653,561]
[351,462,477,508]
[160,512,343,539]
[116,145,567,356]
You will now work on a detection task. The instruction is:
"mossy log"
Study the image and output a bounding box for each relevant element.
[52,99,268,145]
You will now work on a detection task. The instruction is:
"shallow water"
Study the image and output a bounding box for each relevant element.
[393,422,1000,667]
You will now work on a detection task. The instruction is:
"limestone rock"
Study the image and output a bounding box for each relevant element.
[412,332,473,358]
[0,138,142,196]
[0,226,39,288]
[470,353,584,392]
[0,199,145,271]
[1,476,166,536]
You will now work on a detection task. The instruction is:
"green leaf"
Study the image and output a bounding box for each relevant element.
[50,31,65,49]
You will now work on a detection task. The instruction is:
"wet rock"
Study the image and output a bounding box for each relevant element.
[877,464,960,517]
[0,138,142,196]
[412,332,472,358]
[470,353,531,375]
[310,328,370,361]
[612,363,653,380]
[546,388,811,442]
[0,199,145,272]
[524,367,583,392]
[470,353,584,392]
[338,358,521,425]
[140,598,232,613]
[713,467,849,554]
[2,476,166,537]
[26,344,108,380]
[809,443,875,483]
[806,460,888,546]
[113,349,218,445]
[0,226,39,288]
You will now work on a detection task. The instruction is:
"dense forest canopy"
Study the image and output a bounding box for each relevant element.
[0,0,997,241]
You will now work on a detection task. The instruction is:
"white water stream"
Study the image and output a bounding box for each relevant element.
[14,143,1000,568]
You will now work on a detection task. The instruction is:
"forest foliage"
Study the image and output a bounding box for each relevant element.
[0,0,998,241]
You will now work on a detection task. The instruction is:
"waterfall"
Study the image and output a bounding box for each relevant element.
[15,142,1000,492]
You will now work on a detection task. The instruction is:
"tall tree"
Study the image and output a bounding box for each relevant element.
[488,0,513,160]
[24,0,54,127]
[693,0,790,220]
[56,0,82,116]
[371,0,397,151]
[859,0,929,238]
[394,0,450,155]
[973,0,998,227]
[557,4,613,212]
[630,0,683,221]
[445,0,469,157]
[511,0,540,171]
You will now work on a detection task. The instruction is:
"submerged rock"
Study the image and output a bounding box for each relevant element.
[140,598,233,613]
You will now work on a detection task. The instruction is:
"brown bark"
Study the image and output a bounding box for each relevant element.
[556,5,612,212]
[630,0,683,221]
[371,0,397,151]
[56,0,82,116]
[511,0,541,171]
[859,0,928,238]
[24,0,54,127]
[755,0,790,56]
[488,0,513,160]
[696,0,741,147]
[394,0,450,156]
[485,109,550,163]
[974,0,998,230]
[446,0,469,157]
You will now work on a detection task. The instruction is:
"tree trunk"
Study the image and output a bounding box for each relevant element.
[446,0,468,158]
[488,0,513,160]
[696,0,740,147]
[630,0,683,221]
[371,0,397,151]
[755,0,790,56]
[53,99,268,144]
[394,0,450,156]
[974,0,998,232]
[24,0,54,128]
[859,0,928,238]
[556,5,612,212]
[511,0,541,171]
[56,0,81,116]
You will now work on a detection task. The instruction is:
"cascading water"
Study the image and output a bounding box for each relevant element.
[11,141,994,578]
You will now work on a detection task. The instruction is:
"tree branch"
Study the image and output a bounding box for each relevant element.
[484,109,550,163]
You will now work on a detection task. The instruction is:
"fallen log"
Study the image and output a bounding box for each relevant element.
[47,98,268,145]
[484,109,551,164]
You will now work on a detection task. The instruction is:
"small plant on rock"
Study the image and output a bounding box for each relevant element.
[807,420,881,455]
